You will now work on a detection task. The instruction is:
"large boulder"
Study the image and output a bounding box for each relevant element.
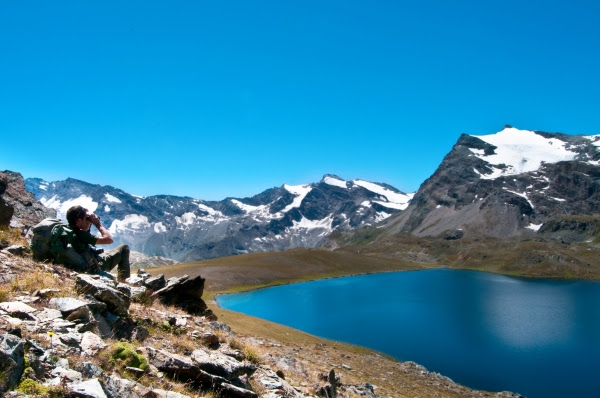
[152,275,207,314]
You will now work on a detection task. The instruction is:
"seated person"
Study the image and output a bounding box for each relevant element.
[57,205,131,282]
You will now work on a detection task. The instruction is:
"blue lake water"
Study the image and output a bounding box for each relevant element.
[216,269,600,398]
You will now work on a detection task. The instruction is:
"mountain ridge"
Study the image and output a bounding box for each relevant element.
[25,174,413,262]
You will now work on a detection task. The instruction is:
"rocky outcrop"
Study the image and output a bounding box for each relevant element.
[0,173,14,226]
[0,171,56,231]
[0,262,296,398]
[152,274,208,314]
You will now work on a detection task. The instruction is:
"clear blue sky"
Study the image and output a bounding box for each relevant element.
[2,1,599,200]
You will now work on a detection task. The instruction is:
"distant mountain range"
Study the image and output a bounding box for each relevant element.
[25,174,412,261]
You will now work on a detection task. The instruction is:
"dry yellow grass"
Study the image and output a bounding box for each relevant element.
[153,248,427,294]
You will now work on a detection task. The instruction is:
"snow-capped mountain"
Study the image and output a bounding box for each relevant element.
[380,126,600,239]
[26,174,413,261]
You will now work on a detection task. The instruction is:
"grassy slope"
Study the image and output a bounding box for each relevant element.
[154,248,429,294]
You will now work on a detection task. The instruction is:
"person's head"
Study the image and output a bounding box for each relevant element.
[66,205,90,230]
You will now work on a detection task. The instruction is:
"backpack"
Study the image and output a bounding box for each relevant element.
[30,218,75,261]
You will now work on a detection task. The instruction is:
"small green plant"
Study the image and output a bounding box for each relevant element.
[16,378,48,395]
[159,321,186,336]
[111,342,149,371]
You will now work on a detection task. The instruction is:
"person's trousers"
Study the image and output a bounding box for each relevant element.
[99,244,131,281]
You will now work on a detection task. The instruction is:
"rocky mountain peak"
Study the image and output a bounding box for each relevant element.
[381,127,600,239]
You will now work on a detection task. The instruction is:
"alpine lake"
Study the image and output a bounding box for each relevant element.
[217,268,600,398]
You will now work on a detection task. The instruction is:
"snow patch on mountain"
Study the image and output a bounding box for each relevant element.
[154,222,167,233]
[283,184,312,212]
[504,188,535,209]
[196,202,221,216]
[291,214,334,236]
[176,212,197,227]
[323,176,348,188]
[41,194,99,220]
[104,193,122,203]
[472,127,578,179]
[109,214,151,234]
[354,180,405,201]
[526,223,543,231]
[231,199,265,214]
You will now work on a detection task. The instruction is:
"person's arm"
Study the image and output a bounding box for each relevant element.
[89,214,113,245]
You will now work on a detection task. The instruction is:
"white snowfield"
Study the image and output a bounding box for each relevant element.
[109,214,151,234]
[323,176,413,210]
[471,127,580,179]
[323,175,348,188]
[104,193,122,203]
[41,194,99,221]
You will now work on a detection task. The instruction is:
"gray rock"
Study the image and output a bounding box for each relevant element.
[153,389,192,398]
[80,332,106,356]
[77,361,104,378]
[75,274,131,316]
[68,378,108,398]
[51,366,83,382]
[58,331,82,346]
[0,334,24,393]
[144,274,166,290]
[131,325,150,342]
[36,308,63,322]
[143,346,258,398]
[129,285,148,300]
[100,374,140,398]
[51,318,77,333]
[79,294,108,313]
[0,301,37,320]
[152,275,207,314]
[191,347,256,380]
[49,297,89,317]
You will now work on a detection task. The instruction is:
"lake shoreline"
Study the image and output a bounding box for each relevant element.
[215,268,600,398]
[150,249,598,397]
